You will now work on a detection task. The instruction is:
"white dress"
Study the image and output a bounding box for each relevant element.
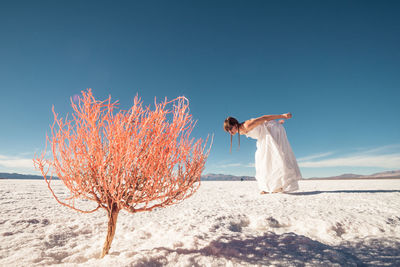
[245,120,301,193]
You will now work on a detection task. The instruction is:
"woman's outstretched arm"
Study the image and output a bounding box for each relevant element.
[241,113,292,134]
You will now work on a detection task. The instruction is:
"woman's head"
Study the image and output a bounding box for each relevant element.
[223,117,240,135]
[223,116,241,153]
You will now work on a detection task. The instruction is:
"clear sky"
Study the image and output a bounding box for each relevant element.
[0,0,399,178]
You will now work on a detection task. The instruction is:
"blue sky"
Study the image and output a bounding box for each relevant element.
[0,0,399,178]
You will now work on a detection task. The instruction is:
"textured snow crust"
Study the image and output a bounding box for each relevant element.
[1,179,400,266]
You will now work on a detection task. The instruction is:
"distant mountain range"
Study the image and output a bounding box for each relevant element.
[0,172,45,180]
[0,172,255,181]
[1,170,400,180]
[201,170,400,181]
[201,173,255,181]
[306,170,400,180]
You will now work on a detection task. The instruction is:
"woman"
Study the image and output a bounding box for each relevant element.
[223,113,301,194]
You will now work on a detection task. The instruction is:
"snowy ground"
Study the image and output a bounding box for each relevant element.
[1,179,400,266]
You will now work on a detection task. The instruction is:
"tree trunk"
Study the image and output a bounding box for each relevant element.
[101,203,119,258]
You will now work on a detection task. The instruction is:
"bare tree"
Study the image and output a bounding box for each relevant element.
[34,89,211,257]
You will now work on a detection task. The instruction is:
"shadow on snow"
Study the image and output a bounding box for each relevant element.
[288,190,400,196]
[142,232,400,266]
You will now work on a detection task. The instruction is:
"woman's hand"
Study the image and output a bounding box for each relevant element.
[282,113,292,119]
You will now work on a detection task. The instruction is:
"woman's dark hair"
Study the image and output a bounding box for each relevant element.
[223,117,242,153]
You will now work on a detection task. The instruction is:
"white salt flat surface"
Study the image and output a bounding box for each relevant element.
[1,179,400,266]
